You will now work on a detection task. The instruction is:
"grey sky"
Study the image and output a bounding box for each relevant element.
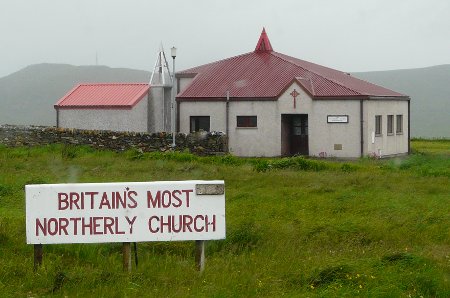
[1,0,449,78]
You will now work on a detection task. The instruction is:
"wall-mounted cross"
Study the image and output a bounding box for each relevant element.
[290,89,300,109]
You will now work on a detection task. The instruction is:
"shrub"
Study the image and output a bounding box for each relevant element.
[219,154,241,166]
[341,163,357,172]
[271,158,295,169]
[253,159,270,172]
[126,148,144,160]
[292,156,328,171]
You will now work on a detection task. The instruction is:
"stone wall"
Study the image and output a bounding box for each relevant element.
[0,125,227,155]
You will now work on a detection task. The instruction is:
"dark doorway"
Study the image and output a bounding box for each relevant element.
[281,114,309,156]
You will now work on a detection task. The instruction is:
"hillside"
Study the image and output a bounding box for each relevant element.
[0,63,449,137]
[353,65,450,138]
[0,64,150,126]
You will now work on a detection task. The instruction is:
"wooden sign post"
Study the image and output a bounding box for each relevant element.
[195,240,205,272]
[26,180,226,272]
[34,244,43,271]
[123,242,132,272]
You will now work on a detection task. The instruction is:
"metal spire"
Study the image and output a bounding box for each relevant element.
[149,43,173,86]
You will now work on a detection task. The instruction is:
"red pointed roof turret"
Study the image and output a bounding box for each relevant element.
[254,27,273,52]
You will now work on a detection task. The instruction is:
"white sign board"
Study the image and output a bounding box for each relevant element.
[26,181,225,244]
[327,115,349,123]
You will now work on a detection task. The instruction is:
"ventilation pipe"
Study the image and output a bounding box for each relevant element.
[360,99,364,158]
[226,91,230,153]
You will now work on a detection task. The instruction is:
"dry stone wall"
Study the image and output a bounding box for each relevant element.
[0,125,226,155]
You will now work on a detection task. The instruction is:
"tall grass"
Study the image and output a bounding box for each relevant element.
[0,140,449,297]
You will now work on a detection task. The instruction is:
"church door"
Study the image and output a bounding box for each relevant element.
[282,114,309,156]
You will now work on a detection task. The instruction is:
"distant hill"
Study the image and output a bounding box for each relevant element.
[0,64,150,126]
[0,63,448,137]
[353,65,450,138]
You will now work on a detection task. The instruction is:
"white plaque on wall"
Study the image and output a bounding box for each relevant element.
[327,115,349,123]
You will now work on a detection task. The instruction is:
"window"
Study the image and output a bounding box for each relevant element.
[237,116,257,128]
[396,115,403,134]
[387,115,394,135]
[190,116,210,132]
[375,115,382,136]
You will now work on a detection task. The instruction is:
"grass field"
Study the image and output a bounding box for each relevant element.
[0,140,449,297]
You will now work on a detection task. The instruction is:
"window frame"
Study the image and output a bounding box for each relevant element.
[236,116,257,128]
[396,115,403,134]
[189,116,210,133]
[375,115,382,136]
[387,115,394,135]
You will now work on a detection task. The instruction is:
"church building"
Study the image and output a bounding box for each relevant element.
[176,29,410,158]
[55,29,410,158]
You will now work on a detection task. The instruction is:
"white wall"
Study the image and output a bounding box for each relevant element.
[364,99,409,157]
[178,82,408,158]
[276,84,361,158]
[179,101,226,133]
[149,88,171,133]
[178,77,195,93]
[179,100,281,156]
[229,101,280,156]
[58,95,148,132]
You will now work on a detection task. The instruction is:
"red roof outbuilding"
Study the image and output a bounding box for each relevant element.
[55,83,150,109]
[177,29,407,101]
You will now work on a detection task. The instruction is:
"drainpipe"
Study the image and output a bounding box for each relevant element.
[162,88,165,132]
[226,91,230,153]
[176,78,180,133]
[408,99,411,154]
[56,108,59,128]
[360,99,364,158]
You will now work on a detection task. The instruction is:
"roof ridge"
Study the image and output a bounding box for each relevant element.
[78,82,149,86]
[271,52,363,96]
[178,51,255,74]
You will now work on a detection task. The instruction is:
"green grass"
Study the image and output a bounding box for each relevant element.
[0,140,449,297]
[412,138,450,155]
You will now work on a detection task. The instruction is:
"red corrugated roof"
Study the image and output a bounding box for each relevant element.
[177,29,407,101]
[55,83,150,109]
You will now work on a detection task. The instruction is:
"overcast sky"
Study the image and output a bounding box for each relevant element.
[1,0,449,78]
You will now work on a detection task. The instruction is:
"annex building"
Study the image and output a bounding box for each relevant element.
[55,29,410,158]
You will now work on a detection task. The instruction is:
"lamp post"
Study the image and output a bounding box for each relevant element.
[171,46,177,148]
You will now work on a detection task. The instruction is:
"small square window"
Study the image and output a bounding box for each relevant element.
[237,116,257,128]
[396,115,403,134]
[375,115,382,136]
[190,116,210,132]
[387,115,394,135]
